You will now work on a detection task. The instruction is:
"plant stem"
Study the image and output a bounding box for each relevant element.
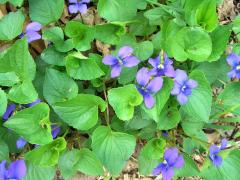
[103,82,110,126]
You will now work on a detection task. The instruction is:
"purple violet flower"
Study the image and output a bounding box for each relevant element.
[103,46,140,78]
[68,0,90,14]
[2,104,16,121]
[16,137,27,149]
[209,139,227,167]
[153,148,184,180]
[226,53,240,79]
[171,69,198,105]
[20,22,42,43]
[149,54,175,77]
[23,99,41,108]
[136,67,163,109]
[51,125,61,139]
[0,160,26,180]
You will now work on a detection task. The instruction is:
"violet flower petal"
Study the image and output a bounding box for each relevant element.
[16,138,27,149]
[186,79,198,89]
[146,77,163,93]
[24,99,41,108]
[164,148,179,166]
[78,3,88,14]
[220,139,227,150]
[118,46,133,59]
[69,0,78,3]
[143,93,155,109]
[0,160,7,179]
[148,56,160,68]
[171,83,181,95]
[2,104,16,121]
[177,93,188,105]
[212,155,222,167]
[164,65,175,78]
[26,22,42,32]
[26,31,41,43]
[122,56,140,67]
[7,160,26,180]
[51,125,61,139]
[136,68,151,87]
[152,163,166,176]
[162,167,174,180]
[69,4,79,13]
[102,55,118,66]
[226,53,240,67]
[111,64,122,78]
[174,69,188,85]
[173,155,184,168]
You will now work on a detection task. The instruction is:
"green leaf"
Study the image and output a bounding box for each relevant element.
[59,148,104,179]
[42,27,74,52]
[215,82,240,115]
[196,0,218,32]
[0,139,9,161]
[65,21,94,51]
[43,68,78,105]
[207,25,232,61]
[118,66,138,85]
[91,126,136,176]
[157,106,181,130]
[0,10,25,40]
[94,22,126,45]
[195,57,230,85]
[8,81,38,104]
[0,126,20,153]
[98,0,138,21]
[200,150,240,180]
[138,138,166,175]
[141,77,174,122]
[24,162,56,180]
[41,46,66,66]
[53,94,106,131]
[171,27,212,61]
[65,53,104,80]
[134,41,154,61]
[29,0,64,25]
[129,12,157,36]
[4,103,53,145]
[0,38,36,81]
[25,137,66,167]
[0,72,20,87]
[0,89,7,117]
[180,70,212,122]
[175,154,199,177]
[108,84,143,121]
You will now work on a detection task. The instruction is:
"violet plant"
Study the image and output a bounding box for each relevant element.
[0,0,239,179]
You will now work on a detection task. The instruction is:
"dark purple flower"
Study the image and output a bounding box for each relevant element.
[103,46,140,78]
[153,148,184,180]
[171,69,198,105]
[209,139,227,167]
[20,22,42,43]
[0,160,26,180]
[162,131,168,137]
[136,68,163,109]
[149,54,175,77]
[51,125,61,139]
[2,104,16,121]
[23,99,41,108]
[68,0,90,14]
[226,53,240,79]
[16,137,27,149]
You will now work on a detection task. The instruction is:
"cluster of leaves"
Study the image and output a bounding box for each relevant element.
[0,0,240,179]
